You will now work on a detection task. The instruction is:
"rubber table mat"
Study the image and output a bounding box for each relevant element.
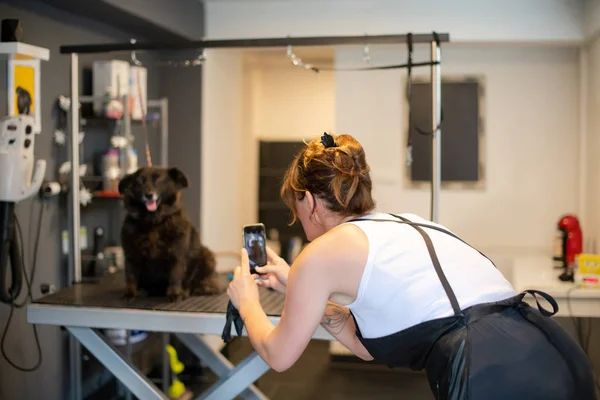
[34,270,285,316]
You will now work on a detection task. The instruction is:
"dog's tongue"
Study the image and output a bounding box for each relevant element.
[145,199,158,212]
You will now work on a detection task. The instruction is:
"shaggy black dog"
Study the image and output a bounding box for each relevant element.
[118,166,226,302]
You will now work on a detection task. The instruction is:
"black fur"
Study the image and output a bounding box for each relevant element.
[119,166,226,302]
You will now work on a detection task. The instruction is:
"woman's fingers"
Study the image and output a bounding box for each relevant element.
[240,248,251,275]
[254,265,270,274]
[256,279,271,288]
[265,246,281,264]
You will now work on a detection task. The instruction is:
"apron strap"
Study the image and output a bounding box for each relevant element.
[387,214,499,269]
[350,215,464,316]
[393,215,462,316]
[518,289,559,317]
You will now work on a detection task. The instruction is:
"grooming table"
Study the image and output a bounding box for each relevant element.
[26,271,333,400]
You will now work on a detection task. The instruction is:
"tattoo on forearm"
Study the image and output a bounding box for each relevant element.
[320,303,351,335]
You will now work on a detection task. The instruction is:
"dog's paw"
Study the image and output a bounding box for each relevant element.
[167,286,189,303]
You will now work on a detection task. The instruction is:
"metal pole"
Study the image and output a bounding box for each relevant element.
[68,54,82,400]
[59,33,451,54]
[124,331,132,400]
[160,99,168,166]
[430,41,442,223]
[162,333,170,394]
[69,336,82,400]
[69,51,82,400]
[69,53,81,283]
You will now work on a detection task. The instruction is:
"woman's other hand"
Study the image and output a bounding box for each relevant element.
[254,246,290,295]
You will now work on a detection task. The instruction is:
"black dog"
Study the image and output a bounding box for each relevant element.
[118,166,226,302]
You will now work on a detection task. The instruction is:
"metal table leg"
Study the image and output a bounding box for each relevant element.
[66,327,170,400]
[176,334,269,400]
[162,333,170,393]
[195,349,271,400]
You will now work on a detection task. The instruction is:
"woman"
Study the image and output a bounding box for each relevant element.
[227,132,596,399]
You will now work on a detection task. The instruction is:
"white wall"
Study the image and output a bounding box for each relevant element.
[201,49,246,272]
[584,0,600,252]
[202,44,582,267]
[201,50,336,270]
[335,44,581,257]
[205,0,584,44]
[584,38,600,251]
[250,59,336,140]
[241,53,336,243]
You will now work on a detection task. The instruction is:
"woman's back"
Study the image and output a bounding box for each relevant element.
[345,212,517,338]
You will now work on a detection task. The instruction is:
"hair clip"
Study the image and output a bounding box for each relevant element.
[320,132,337,148]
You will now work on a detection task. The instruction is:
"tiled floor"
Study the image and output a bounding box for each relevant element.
[193,338,435,400]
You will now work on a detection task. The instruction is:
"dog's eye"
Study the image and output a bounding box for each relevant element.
[136,175,146,185]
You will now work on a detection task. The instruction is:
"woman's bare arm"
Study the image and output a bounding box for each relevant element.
[240,223,373,371]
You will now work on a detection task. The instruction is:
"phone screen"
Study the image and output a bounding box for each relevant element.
[243,224,267,274]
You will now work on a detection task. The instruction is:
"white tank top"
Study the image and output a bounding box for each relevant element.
[345,213,517,339]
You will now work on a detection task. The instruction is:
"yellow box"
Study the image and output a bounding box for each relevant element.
[575,253,600,288]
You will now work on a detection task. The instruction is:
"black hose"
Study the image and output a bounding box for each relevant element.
[0,202,21,304]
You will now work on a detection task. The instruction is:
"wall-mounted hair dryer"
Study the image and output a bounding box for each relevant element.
[0,114,46,303]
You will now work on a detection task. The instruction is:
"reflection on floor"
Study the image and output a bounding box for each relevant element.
[193,338,435,400]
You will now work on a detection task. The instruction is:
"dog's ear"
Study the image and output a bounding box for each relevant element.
[168,167,188,189]
[118,173,135,195]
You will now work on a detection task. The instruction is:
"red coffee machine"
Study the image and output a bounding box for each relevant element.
[552,214,583,281]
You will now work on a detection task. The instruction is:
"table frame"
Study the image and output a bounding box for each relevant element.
[27,304,333,400]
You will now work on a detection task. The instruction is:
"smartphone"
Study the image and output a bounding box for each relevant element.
[243,223,268,275]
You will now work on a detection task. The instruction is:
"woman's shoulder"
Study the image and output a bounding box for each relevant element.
[299,223,369,269]
[346,211,429,222]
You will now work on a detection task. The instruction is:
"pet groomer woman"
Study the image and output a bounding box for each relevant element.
[227,132,596,400]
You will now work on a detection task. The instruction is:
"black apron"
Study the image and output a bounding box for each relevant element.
[348,214,596,400]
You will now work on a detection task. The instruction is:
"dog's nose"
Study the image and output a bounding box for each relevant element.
[144,193,154,200]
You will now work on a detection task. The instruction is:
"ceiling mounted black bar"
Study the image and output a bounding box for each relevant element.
[60,32,450,54]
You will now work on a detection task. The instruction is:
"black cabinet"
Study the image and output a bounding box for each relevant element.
[258,141,307,251]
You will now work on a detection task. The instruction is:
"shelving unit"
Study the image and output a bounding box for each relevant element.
[57,89,170,399]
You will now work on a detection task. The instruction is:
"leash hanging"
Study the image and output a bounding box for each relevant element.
[222,300,244,343]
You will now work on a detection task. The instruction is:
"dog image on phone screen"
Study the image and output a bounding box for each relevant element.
[118,166,226,302]
[244,229,267,275]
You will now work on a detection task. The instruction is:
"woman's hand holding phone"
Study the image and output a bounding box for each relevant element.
[254,246,290,295]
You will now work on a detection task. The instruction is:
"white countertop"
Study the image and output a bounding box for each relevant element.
[509,256,600,318]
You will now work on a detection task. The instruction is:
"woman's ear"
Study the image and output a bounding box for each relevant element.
[312,195,330,225]
[305,191,320,222]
